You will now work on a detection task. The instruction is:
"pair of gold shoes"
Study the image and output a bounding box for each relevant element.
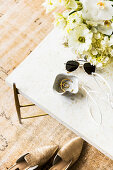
[8,137,83,170]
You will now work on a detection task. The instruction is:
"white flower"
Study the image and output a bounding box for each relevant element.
[66,11,83,31]
[111,50,113,56]
[64,0,78,10]
[86,20,113,35]
[62,10,70,18]
[64,0,83,10]
[110,35,113,46]
[86,20,98,27]
[43,0,113,68]
[80,0,113,21]
[67,24,93,54]
[103,57,109,63]
[94,33,101,39]
[97,63,103,68]
[92,49,98,55]
[97,21,113,35]
[101,36,110,47]
[43,0,63,13]
[54,13,67,29]
[91,27,98,33]
[92,58,98,65]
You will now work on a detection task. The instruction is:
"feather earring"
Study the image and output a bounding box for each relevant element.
[81,84,102,125]
[92,72,113,109]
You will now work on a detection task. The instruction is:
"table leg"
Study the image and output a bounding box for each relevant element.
[13,83,22,124]
[13,83,48,124]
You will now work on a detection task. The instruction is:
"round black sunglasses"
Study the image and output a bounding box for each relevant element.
[66,60,96,75]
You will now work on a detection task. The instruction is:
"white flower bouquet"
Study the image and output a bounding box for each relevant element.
[43,0,113,68]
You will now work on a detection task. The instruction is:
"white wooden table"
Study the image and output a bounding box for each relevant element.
[6,28,113,160]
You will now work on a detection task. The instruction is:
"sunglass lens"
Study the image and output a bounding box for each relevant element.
[84,63,95,74]
[66,60,79,72]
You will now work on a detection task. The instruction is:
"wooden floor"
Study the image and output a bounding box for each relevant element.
[0,0,113,169]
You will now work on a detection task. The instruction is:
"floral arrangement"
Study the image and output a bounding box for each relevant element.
[43,0,113,68]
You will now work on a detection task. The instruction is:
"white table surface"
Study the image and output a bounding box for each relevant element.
[6,28,113,160]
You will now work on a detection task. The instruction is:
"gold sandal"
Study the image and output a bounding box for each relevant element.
[49,137,83,170]
[8,144,58,170]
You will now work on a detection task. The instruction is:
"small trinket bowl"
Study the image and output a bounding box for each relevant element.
[53,74,79,95]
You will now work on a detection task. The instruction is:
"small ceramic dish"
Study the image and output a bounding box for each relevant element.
[53,74,79,95]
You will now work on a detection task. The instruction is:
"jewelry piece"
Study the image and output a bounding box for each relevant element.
[60,78,72,92]
[53,74,79,95]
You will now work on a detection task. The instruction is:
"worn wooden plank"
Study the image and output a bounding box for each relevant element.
[0,0,113,170]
